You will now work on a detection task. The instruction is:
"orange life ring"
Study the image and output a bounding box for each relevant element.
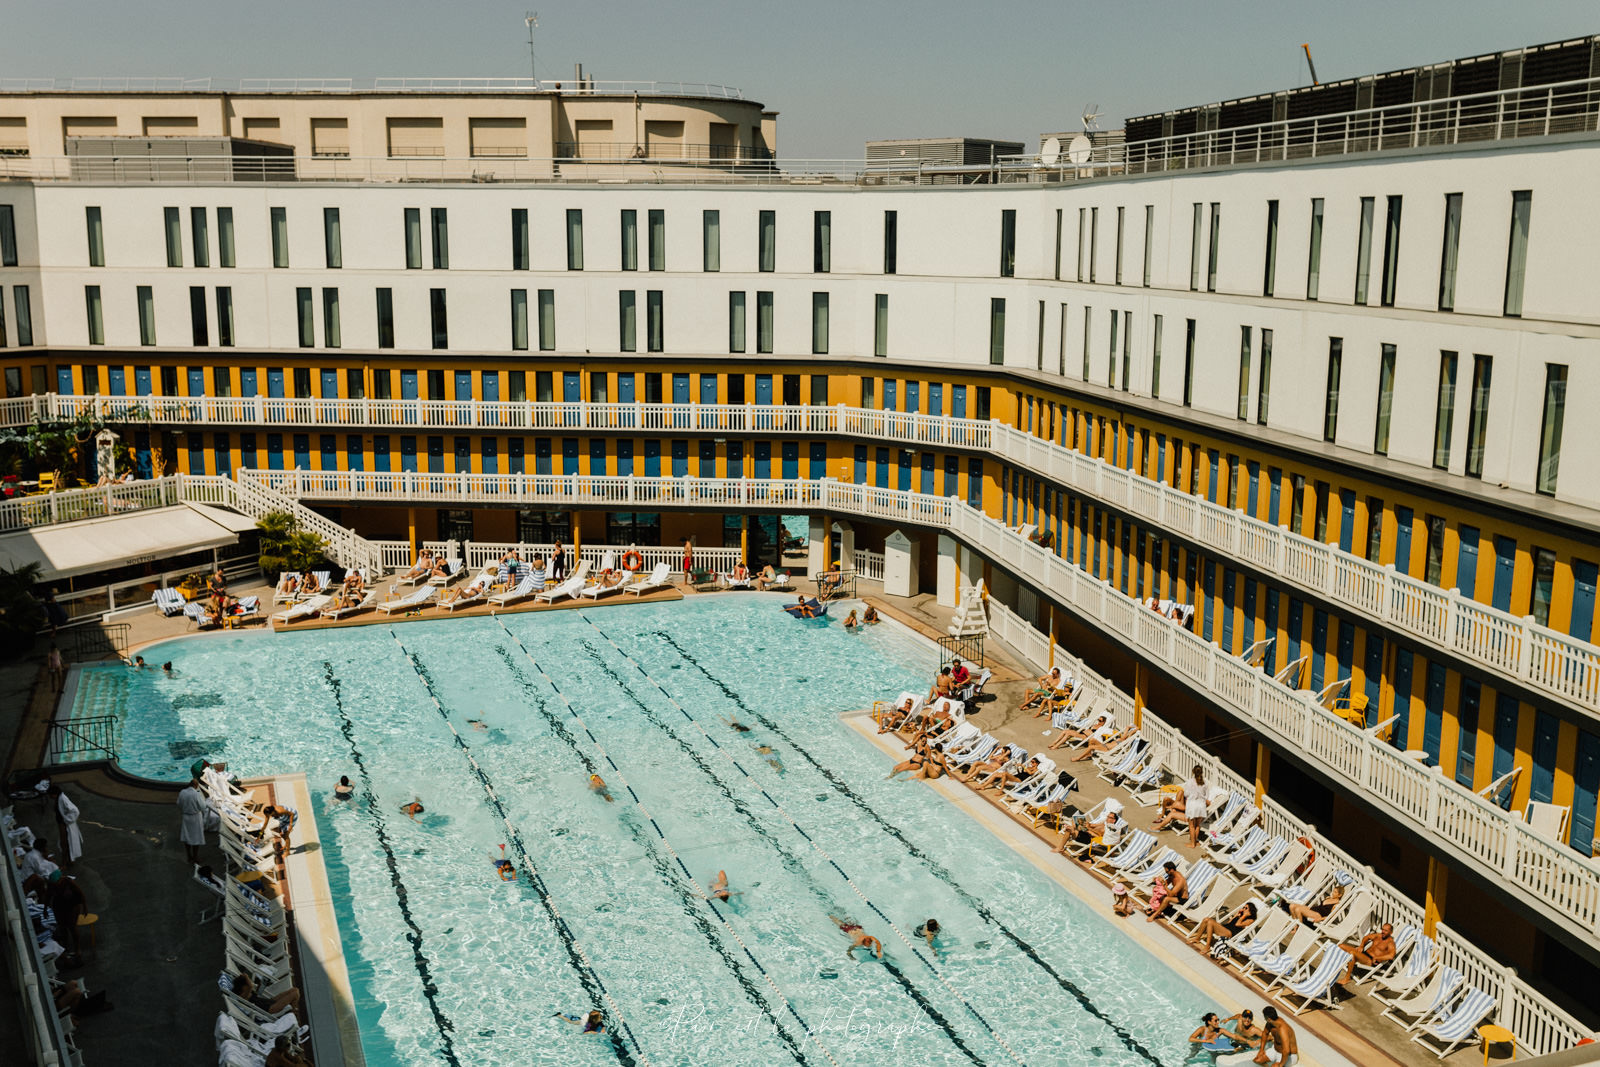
[1294,836,1317,876]
[622,550,643,572]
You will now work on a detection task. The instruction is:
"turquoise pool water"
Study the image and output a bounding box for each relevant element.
[80,597,1215,1066]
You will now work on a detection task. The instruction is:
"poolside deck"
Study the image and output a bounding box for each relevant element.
[273,579,683,633]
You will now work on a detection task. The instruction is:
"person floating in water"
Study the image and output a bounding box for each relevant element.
[491,844,517,881]
[333,776,354,800]
[721,716,752,733]
[400,799,425,820]
[756,744,785,774]
[588,774,615,803]
[553,1009,606,1034]
[700,870,741,902]
[830,915,882,960]
[466,718,489,732]
[914,918,942,958]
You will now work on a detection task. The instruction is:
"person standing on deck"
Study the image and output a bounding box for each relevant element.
[178,778,209,864]
[52,785,83,865]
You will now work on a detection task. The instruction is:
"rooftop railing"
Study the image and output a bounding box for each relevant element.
[0,76,745,98]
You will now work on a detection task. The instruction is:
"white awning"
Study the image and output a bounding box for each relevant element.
[0,505,240,580]
[183,502,261,534]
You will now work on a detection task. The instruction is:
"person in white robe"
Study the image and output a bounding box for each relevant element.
[52,786,83,864]
[178,779,209,864]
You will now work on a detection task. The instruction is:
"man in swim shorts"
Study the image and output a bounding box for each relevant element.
[830,915,882,960]
[401,799,424,820]
[588,775,615,803]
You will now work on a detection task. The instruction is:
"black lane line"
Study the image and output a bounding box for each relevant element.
[573,641,986,1067]
[319,662,462,1067]
[391,639,641,1066]
[645,632,1169,1067]
[490,643,813,1067]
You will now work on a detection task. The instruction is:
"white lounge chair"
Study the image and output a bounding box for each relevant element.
[184,601,216,630]
[624,561,672,597]
[580,571,632,599]
[488,572,541,607]
[441,568,496,612]
[1279,945,1353,1013]
[536,560,592,603]
[722,569,755,590]
[1379,965,1462,1028]
[272,594,330,625]
[1412,987,1495,1059]
[153,586,186,616]
[1369,933,1436,998]
[955,667,993,702]
[376,585,436,615]
[428,558,466,586]
[271,573,302,605]
[322,589,379,620]
[397,555,437,587]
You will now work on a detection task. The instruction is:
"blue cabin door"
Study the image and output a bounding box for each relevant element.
[780,442,799,479]
[1456,526,1480,600]
[1492,537,1517,612]
[755,374,772,405]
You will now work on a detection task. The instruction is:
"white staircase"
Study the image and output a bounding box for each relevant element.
[949,579,989,638]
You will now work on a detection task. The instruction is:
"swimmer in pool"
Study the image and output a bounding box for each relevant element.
[466,718,489,731]
[756,744,786,774]
[588,774,615,803]
[914,918,942,957]
[721,716,752,733]
[333,776,354,800]
[700,870,742,902]
[491,844,517,881]
[400,799,425,820]
[830,915,882,960]
[553,1009,606,1034]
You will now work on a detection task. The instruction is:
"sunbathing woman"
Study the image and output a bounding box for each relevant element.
[887,738,946,781]
[1186,900,1258,950]
[979,755,1040,793]
[950,747,1008,784]
[1047,713,1110,752]
[830,916,882,960]
[276,574,300,598]
[874,697,915,734]
[1070,724,1138,763]
[1288,884,1344,925]
[299,572,322,596]
[755,564,780,590]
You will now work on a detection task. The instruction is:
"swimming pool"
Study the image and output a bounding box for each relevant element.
[82,597,1216,1066]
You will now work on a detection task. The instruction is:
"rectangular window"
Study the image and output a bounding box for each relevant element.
[1464,354,1492,478]
[1088,206,1098,282]
[1077,207,1087,282]
[758,210,775,272]
[1150,314,1163,400]
[426,207,447,269]
[756,291,774,354]
[376,288,395,349]
[1260,199,1280,297]
[0,204,14,266]
[874,294,888,358]
[1257,328,1273,426]
[1142,204,1154,287]
[1053,209,1062,280]
[323,207,342,268]
[1236,326,1251,420]
[296,287,314,347]
[1532,548,1556,626]
[1438,193,1462,310]
[566,209,584,270]
[988,297,1006,365]
[1206,202,1220,291]
[1324,338,1342,441]
[1036,300,1046,371]
[537,289,556,350]
[999,209,1016,277]
[1374,343,1397,455]
[1354,196,1375,304]
[511,289,529,351]
[320,287,339,348]
[1431,351,1458,469]
[1306,197,1324,300]
[728,292,746,353]
[86,206,104,267]
[11,286,31,346]
[1365,498,1383,561]
[1081,307,1093,380]
[618,290,637,352]
[1114,206,1124,284]
[1425,515,1446,587]
[1120,310,1131,391]
[164,206,182,267]
[646,290,664,352]
[813,210,831,273]
[1182,318,1195,407]
[191,206,209,268]
[883,210,897,274]
[215,286,234,347]
[189,285,208,346]
[1057,304,1068,375]
[615,209,636,271]
[1536,364,1567,495]
[702,209,720,271]
[512,208,529,270]
[270,206,288,268]
[1504,190,1532,317]
[217,206,235,267]
[1380,195,1402,307]
[404,208,422,268]
[811,292,829,354]
[137,284,156,345]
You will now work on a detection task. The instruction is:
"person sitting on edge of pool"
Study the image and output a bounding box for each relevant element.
[400,799,425,820]
[830,915,882,960]
[553,1009,607,1034]
[333,776,354,800]
[863,604,879,624]
[588,774,614,803]
[914,918,941,957]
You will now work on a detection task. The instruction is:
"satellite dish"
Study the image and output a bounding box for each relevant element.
[1067,135,1093,165]
[1040,136,1062,166]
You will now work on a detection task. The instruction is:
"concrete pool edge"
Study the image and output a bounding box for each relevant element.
[841,712,1358,1067]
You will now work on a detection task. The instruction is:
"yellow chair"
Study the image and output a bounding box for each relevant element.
[36,472,56,493]
[1330,693,1369,729]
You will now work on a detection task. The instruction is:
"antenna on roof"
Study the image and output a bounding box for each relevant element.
[1080,104,1102,133]
[525,12,540,88]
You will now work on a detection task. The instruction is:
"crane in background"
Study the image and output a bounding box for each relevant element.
[1302,43,1320,86]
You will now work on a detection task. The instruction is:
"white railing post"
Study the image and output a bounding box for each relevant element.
[1517,617,1537,680]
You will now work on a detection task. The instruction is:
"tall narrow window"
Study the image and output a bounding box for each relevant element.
[137,285,156,345]
[321,207,342,268]
[1142,204,1154,287]
[883,210,898,274]
[1256,328,1273,426]
[647,209,665,271]
[190,285,209,346]
[0,204,15,266]
[1438,193,1462,310]
[85,285,104,345]
[1088,207,1098,282]
[1323,338,1342,442]
[1464,354,1492,479]
[430,288,448,349]
[217,207,235,268]
[618,291,637,352]
[1081,307,1092,380]
[620,209,638,271]
[270,206,288,268]
[215,287,234,347]
[1379,195,1402,307]
[999,209,1016,277]
[162,206,182,267]
[376,288,395,349]
[1114,206,1125,285]
[813,210,831,273]
[1107,310,1119,387]
[404,208,422,268]
[1306,198,1324,300]
[1206,203,1220,291]
[1262,200,1279,296]
[11,286,30,346]
[874,294,888,358]
[1053,209,1062,280]
[756,291,774,354]
[191,207,209,268]
[988,298,1006,365]
[1353,196,1375,304]
[322,288,341,348]
[537,289,556,350]
[1374,343,1397,455]
[565,209,584,270]
[511,208,529,270]
[728,291,746,353]
[758,210,775,272]
[85,206,104,267]
[1432,351,1458,470]
[1036,300,1046,371]
[296,287,315,347]
[1504,190,1532,317]
[1077,207,1087,282]
[1150,314,1163,400]
[702,209,720,271]
[1120,310,1131,392]
[811,292,829,354]
[1536,364,1567,495]
[1236,326,1252,420]
[1532,548,1556,625]
[1058,304,1068,375]
[646,290,663,352]
[1182,319,1196,407]
[429,208,448,269]
[510,289,529,351]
